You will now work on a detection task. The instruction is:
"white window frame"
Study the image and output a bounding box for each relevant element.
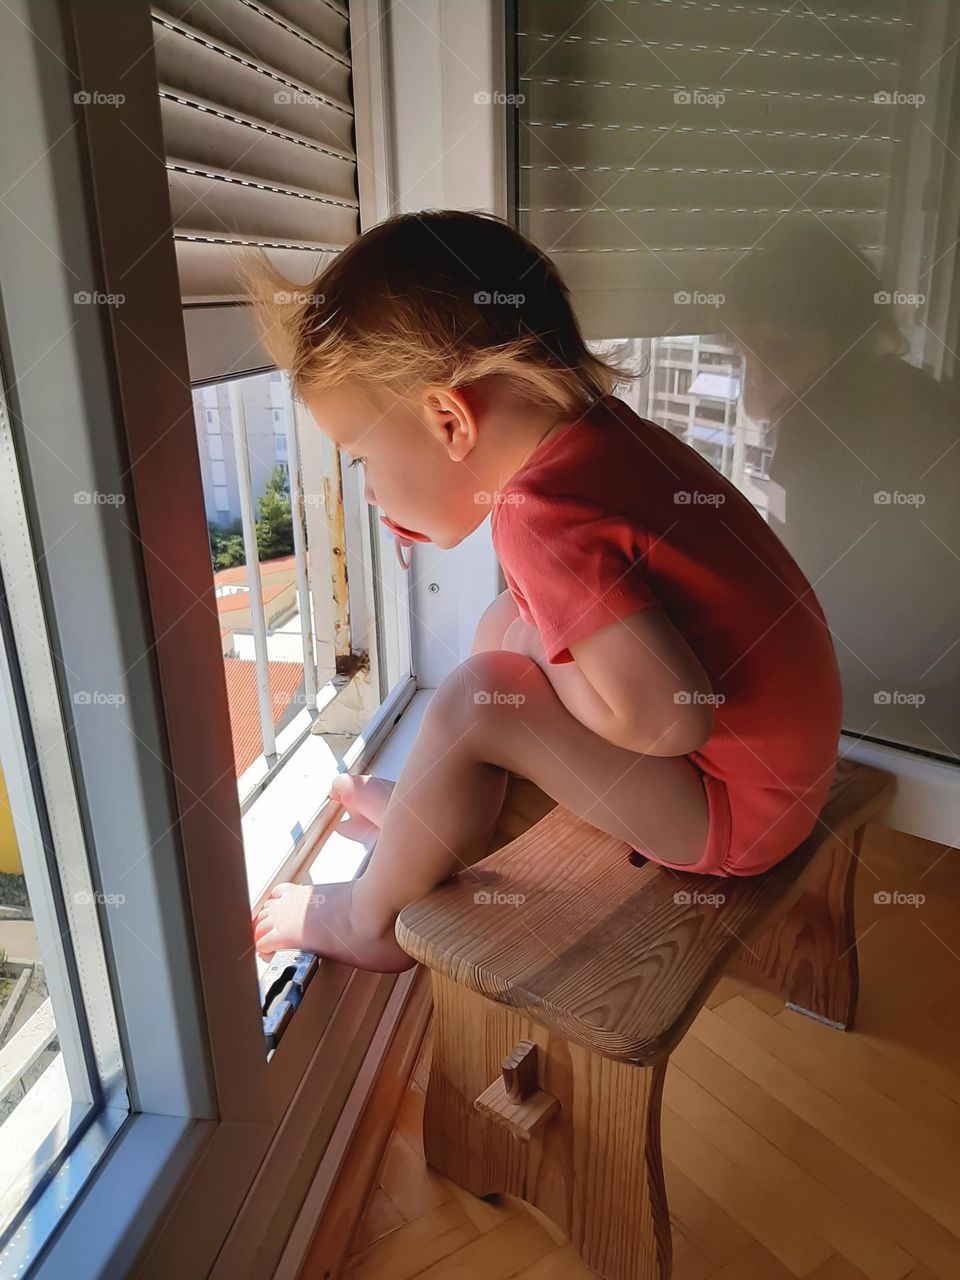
[380,0,510,689]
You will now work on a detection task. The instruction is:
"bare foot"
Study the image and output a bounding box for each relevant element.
[253,879,414,972]
[330,773,395,831]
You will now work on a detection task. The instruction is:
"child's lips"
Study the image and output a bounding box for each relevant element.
[379,513,430,544]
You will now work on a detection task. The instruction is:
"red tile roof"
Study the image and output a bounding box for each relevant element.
[214,554,296,588]
[216,580,292,616]
[222,658,304,776]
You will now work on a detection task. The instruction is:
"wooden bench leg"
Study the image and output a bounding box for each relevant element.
[734,824,865,1029]
[424,975,671,1280]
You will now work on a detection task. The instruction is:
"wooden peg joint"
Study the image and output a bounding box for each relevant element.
[473,1040,559,1141]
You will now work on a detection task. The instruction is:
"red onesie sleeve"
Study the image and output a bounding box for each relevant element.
[492,488,661,663]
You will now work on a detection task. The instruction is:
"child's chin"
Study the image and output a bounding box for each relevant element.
[426,528,459,550]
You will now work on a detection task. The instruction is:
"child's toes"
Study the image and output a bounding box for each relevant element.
[255,921,279,955]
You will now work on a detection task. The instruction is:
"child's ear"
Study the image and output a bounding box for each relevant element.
[419,385,479,462]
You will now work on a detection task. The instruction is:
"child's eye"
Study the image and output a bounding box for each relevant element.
[347,455,366,470]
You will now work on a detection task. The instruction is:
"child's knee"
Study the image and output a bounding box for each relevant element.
[459,650,541,700]
[425,651,544,737]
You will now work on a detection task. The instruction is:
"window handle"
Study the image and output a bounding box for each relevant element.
[260,950,319,1052]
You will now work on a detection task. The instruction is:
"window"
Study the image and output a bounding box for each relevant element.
[146,0,425,968]
[0,299,129,1267]
[192,365,414,930]
[514,0,960,761]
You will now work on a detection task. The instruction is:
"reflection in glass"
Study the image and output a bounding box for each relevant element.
[518,0,960,757]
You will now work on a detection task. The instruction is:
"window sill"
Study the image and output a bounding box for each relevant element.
[256,682,433,1057]
[301,687,433,887]
[242,673,422,913]
[30,1111,205,1280]
[0,1042,129,1275]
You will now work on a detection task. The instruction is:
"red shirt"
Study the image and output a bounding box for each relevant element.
[490,394,842,874]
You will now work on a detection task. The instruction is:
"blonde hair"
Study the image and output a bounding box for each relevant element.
[236,209,637,417]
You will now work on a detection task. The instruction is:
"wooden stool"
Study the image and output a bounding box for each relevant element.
[395,759,895,1280]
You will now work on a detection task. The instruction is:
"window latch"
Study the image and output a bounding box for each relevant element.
[260,950,319,1052]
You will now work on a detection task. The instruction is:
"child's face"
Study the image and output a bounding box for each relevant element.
[303,380,494,550]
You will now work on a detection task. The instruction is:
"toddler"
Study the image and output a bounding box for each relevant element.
[246,211,842,972]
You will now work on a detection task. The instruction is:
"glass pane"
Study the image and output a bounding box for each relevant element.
[517,0,960,756]
[0,754,66,1223]
[190,370,404,915]
[0,573,128,1250]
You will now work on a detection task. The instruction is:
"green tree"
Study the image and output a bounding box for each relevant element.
[256,465,294,561]
[207,520,245,571]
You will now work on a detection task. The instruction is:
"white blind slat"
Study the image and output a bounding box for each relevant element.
[517,0,910,339]
[153,16,353,152]
[158,91,357,200]
[153,1,359,342]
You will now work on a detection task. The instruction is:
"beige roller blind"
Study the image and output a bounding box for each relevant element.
[516,0,911,338]
[152,0,359,377]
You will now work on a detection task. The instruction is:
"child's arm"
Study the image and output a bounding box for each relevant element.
[505,608,714,758]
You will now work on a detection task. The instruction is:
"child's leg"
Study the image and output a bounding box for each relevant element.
[254,649,708,970]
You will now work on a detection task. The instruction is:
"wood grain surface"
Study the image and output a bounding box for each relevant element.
[396,760,895,1064]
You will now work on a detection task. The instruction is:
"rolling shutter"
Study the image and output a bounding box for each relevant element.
[151,0,360,378]
[515,0,911,338]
